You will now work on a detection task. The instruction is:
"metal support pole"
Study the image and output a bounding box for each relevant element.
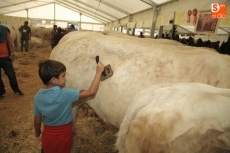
[132,28,135,36]
[127,28,129,34]
[158,26,163,38]
[170,12,176,40]
[117,19,120,32]
[54,2,56,24]
[26,9,28,21]
[79,13,82,31]
[150,6,158,38]
[127,15,133,35]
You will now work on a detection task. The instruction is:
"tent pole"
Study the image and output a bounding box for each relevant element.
[170,12,176,40]
[26,9,28,21]
[150,6,158,39]
[79,13,82,31]
[54,2,56,24]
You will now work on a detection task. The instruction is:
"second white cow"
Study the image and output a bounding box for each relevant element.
[116,83,230,153]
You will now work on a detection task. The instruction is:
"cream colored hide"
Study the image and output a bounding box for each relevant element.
[24,27,51,49]
[50,31,230,128]
[116,83,230,153]
[103,30,219,53]
[32,27,52,40]
[30,37,43,49]
[31,27,45,40]
[102,30,184,46]
[43,28,52,40]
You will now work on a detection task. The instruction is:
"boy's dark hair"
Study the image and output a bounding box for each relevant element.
[38,60,66,85]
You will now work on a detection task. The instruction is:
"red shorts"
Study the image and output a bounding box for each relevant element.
[42,122,73,153]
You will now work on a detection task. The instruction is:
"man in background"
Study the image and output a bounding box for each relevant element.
[53,27,64,48]
[19,21,31,52]
[138,32,145,38]
[0,25,24,100]
[50,25,57,49]
[69,24,76,32]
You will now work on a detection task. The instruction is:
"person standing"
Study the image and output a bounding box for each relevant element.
[53,27,64,48]
[138,32,145,38]
[0,25,24,100]
[34,60,104,153]
[19,21,31,52]
[50,25,57,49]
[69,24,76,32]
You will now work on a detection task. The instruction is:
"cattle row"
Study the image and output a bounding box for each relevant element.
[0,24,52,51]
[50,30,230,153]
[175,35,230,55]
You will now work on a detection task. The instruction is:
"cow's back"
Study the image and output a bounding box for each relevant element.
[50,31,230,127]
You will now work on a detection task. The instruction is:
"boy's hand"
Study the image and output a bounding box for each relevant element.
[35,130,41,137]
[96,61,105,74]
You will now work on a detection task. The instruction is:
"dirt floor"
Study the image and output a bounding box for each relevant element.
[0,40,118,153]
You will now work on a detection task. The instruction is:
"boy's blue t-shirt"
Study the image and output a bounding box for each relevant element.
[34,86,79,126]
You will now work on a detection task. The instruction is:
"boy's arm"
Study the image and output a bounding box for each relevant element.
[79,61,104,98]
[34,116,42,137]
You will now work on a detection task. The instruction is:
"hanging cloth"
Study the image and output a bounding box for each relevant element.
[187,10,192,23]
[193,9,198,25]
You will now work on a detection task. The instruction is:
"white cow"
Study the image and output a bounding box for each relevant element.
[102,30,184,46]
[1,24,44,50]
[50,31,230,128]
[116,83,230,153]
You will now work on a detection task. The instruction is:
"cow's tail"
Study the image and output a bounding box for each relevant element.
[115,108,138,153]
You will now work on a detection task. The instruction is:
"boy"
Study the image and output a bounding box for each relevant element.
[34,59,104,153]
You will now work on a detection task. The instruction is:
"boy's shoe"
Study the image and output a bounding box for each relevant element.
[14,90,24,96]
[0,94,5,100]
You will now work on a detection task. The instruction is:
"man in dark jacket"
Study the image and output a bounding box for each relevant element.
[50,25,57,49]
[53,27,64,48]
[19,21,31,52]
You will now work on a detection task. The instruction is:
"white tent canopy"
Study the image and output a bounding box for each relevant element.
[0,0,229,35]
[5,3,101,23]
[0,0,173,23]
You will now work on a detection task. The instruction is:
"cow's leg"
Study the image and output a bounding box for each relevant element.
[71,105,79,153]
[72,105,79,126]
